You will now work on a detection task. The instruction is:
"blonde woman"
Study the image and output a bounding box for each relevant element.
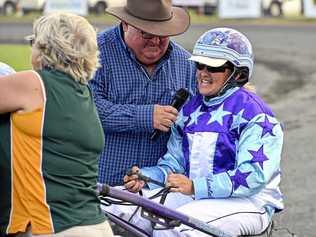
[0,13,113,237]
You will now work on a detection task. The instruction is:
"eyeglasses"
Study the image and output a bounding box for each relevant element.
[29,38,34,46]
[196,62,231,73]
[140,30,167,40]
[25,34,35,47]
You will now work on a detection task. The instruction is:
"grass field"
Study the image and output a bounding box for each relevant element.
[0,44,31,71]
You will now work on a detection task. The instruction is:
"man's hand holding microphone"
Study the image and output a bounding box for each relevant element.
[151,88,189,140]
[153,105,178,133]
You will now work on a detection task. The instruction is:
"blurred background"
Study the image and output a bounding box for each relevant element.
[0,0,310,18]
[1,1,316,236]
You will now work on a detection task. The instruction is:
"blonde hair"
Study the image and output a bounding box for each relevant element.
[243,82,256,93]
[32,12,99,84]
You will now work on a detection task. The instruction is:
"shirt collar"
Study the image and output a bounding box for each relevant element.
[203,87,239,106]
[117,24,128,51]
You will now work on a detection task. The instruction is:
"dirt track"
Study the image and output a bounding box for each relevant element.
[1,22,315,236]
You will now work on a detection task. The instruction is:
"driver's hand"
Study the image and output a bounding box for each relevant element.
[123,166,145,193]
[166,173,194,195]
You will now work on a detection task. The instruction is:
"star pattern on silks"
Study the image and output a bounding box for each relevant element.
[256,115,277,138]
[186,105,204,127]
[230,109,248,131]
[231,169,251,191]
[181,112,190,125]
[207,104,231,126]
[249,145,269,169]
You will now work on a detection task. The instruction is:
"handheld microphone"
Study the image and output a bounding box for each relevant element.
[150,88,190,141]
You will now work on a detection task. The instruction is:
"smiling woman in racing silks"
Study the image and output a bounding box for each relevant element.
[103,27,284,237]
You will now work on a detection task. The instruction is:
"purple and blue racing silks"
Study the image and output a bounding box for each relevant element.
[141,87,284,217]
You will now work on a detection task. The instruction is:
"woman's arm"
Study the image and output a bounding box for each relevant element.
[0,70,44,114]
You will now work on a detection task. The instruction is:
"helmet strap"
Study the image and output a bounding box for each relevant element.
[206,67,238,100]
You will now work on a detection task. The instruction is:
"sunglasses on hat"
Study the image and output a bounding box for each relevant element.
[195,62,231,73]
[25,34,35,47]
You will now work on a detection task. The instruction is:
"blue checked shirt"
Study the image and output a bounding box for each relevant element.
[89,25,197,186]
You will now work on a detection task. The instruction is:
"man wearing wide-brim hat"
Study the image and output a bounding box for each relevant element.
[90,0,197,187]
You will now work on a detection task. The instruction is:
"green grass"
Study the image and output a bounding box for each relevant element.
[0,44,32,71]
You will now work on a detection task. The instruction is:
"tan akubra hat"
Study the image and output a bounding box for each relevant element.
[106,0,190,36]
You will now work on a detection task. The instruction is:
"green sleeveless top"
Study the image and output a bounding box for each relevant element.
[0,69,106,234]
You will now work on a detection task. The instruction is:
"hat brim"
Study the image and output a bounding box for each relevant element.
[189,55,227,67]
[106,6,190,36]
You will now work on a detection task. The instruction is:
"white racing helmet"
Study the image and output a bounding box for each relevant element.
[190,27,254,80]
[0,62,15,76]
